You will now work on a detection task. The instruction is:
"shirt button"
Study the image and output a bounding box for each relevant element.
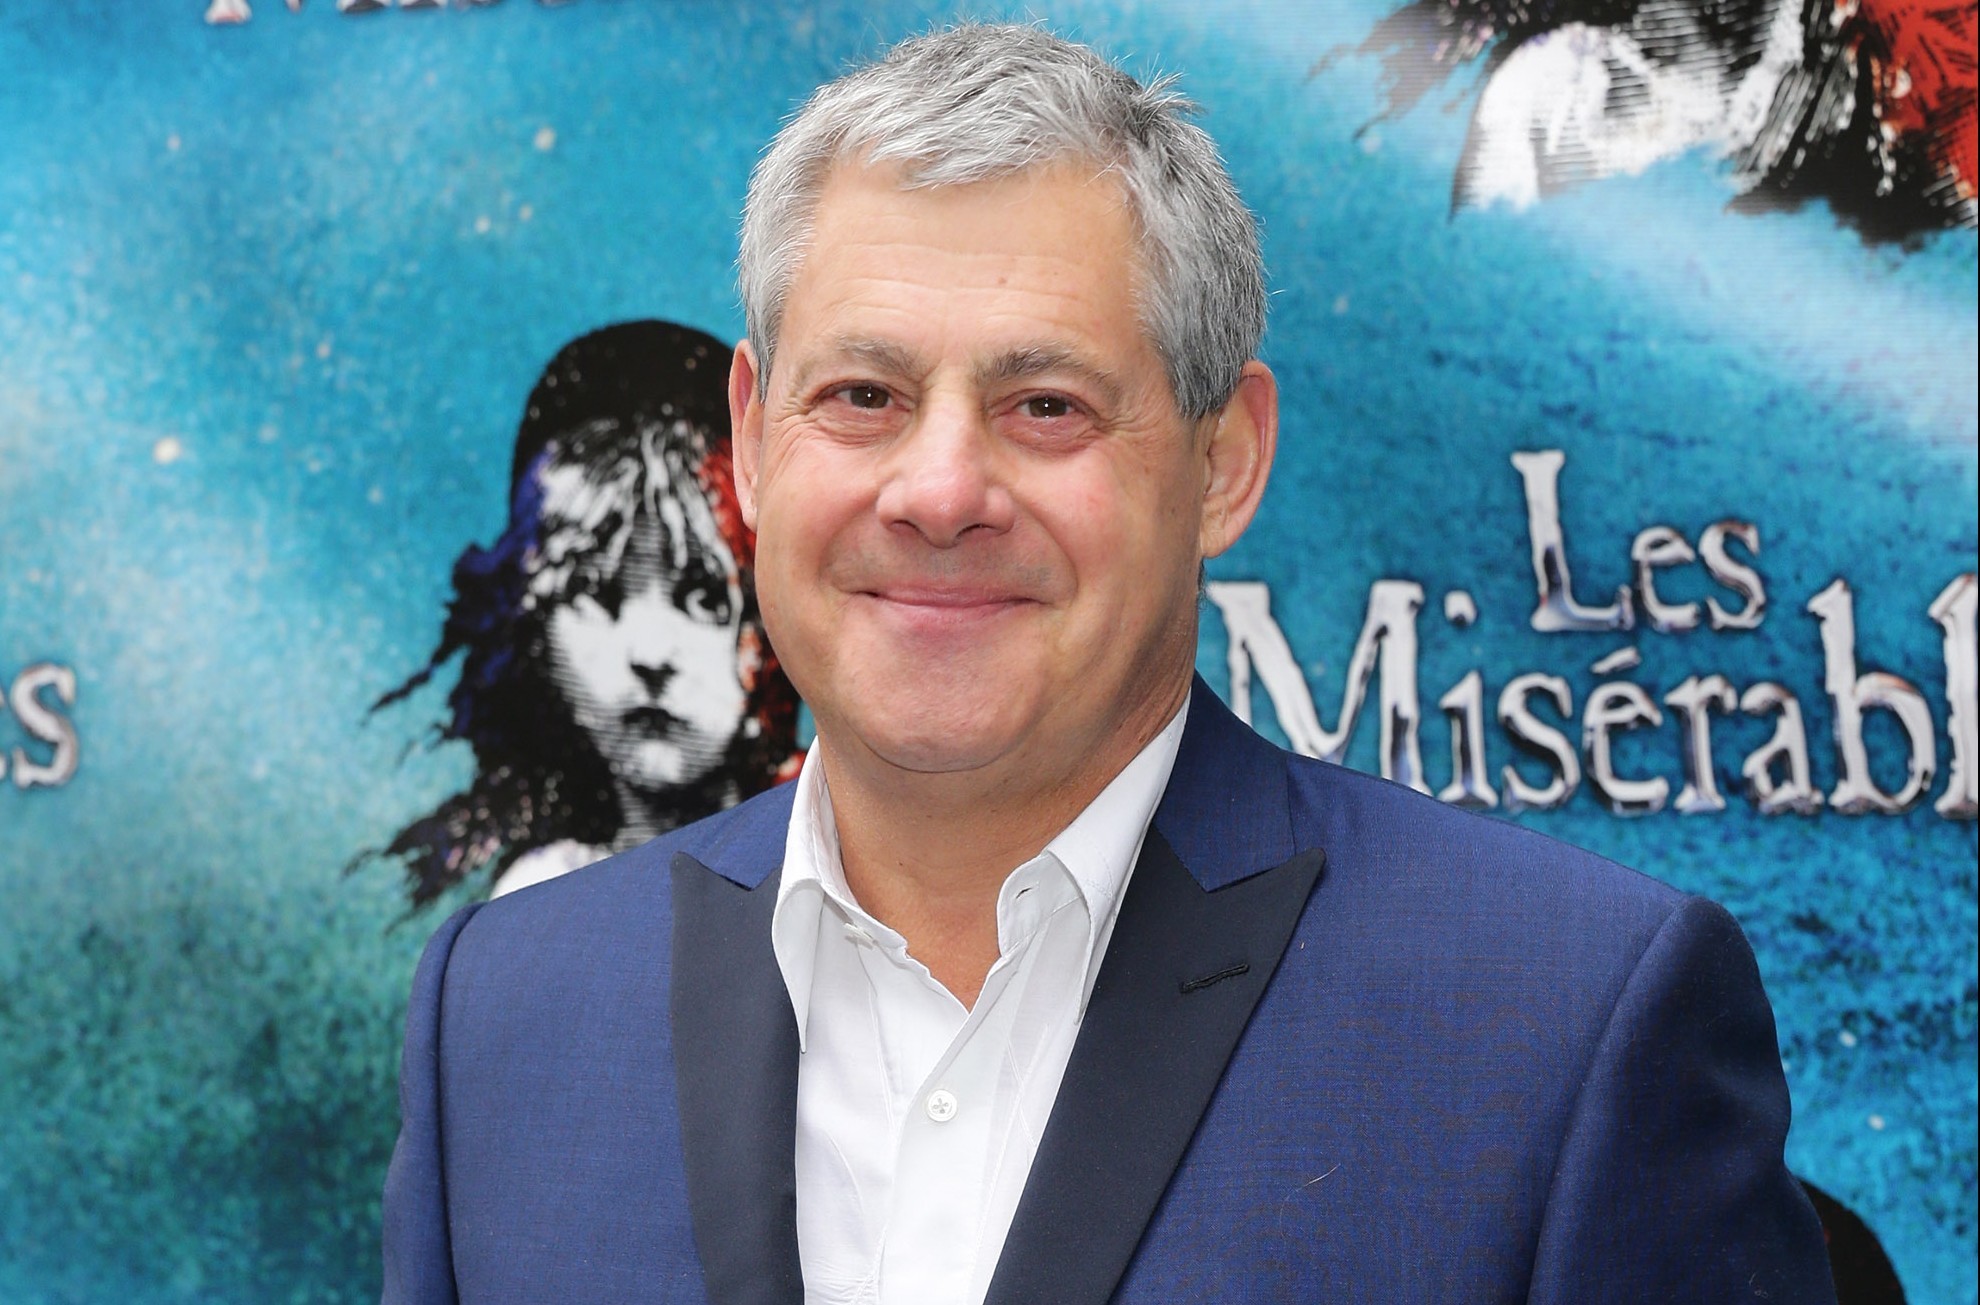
[925,1088,960,1123]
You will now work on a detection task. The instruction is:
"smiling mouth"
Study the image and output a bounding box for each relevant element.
[855,589,1037,638]
[862,586,1032,610]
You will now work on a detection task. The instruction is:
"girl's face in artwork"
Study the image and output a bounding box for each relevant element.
[540,448,752,797]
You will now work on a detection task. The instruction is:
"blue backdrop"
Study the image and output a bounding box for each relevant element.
[0,2,1972,1301]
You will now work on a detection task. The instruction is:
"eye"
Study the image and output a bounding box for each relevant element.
[1020,394,1075,420]
[676,572,734,625]
[835,383,892,410]
[575,572,624,620]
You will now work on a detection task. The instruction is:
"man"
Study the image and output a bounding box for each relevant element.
[383,25,1835,1304]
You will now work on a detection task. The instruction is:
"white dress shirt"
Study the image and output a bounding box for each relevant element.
[770,701,1189,1305]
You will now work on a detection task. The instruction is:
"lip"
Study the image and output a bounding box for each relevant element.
[855,588,1036,630]
[863,586,1030,609]
[622,705,681,735]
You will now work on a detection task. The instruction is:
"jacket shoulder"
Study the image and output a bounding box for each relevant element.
[430,779,795,1004]
[1282,750,1689,937]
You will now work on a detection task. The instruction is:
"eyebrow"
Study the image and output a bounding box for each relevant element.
[789,336,928,394]
[791,336,1125,408]
[976,345,1125,408]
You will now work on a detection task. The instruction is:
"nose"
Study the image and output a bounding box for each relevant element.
[621,584,680,697]
[873,397,1016,548]
[630,658,675,697]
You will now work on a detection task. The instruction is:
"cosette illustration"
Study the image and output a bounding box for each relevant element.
[369,320,802,905]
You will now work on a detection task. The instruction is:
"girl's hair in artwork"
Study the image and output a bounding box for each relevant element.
[372,320,800,907]
[1335,0,1976,242]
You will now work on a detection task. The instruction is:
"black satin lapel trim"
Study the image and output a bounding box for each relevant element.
[985,831,1326,1305]
[670,852,803,1305]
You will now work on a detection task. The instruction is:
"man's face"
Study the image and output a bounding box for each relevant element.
[732,162,1268,793]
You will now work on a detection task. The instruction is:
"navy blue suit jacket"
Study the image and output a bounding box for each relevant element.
[382,678,1834,1302]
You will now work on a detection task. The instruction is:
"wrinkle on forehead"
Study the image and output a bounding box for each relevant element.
[774,161,1154,352]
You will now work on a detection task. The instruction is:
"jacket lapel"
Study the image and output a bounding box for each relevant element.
[670,789,804,1305]
[985,678,1326,1305]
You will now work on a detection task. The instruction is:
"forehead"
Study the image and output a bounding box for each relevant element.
[533,433,736,573]
[776,161,1159,381]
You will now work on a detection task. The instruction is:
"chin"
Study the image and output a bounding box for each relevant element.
[623,740,725,791]
[850,698,1030,775]
[866,737,1003,775]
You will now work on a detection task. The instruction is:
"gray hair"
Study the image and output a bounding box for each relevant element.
[737,23,1266,420]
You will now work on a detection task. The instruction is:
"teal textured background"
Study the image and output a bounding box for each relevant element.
[0,2,1973,1300]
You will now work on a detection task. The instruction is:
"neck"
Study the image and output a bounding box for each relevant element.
[614,771,741,849]
[820,677,1188,1007]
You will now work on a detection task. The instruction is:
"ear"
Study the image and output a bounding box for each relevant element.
[729,339,765,531]
[1198,360,1278,559]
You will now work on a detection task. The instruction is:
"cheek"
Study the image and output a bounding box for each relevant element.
[546,609,637,724]
[670,621,751,696]
[546,608,624,696]
[1029,461,1184,584]
[757,436,870,561]
[661,627,751,744]
[750,452,865,663]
